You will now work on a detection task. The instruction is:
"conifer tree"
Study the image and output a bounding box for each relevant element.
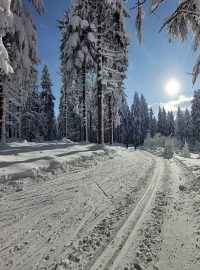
[131,92,141,144]
[157,106,162,135]
[21,86,43,142]
[166,111,175,136]
[161,108,167,136]
[93,0,129,144]
[117,93,130,144]
[149,108,157,138]
[152,116,157,137]
[175,106,185,141]
[40,65,56,141]
[0,0,43,144]
[59,0,129,144]
[184,108,193,143]
[191,89,200,142]
[157,107,167,136]
[59,1,96,142]
[140,94,149,144]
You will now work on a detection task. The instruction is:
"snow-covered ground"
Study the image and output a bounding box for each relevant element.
[0,143,199,270]
[0,141,120,185]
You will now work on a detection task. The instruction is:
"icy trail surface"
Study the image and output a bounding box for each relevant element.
[0,145,199,270]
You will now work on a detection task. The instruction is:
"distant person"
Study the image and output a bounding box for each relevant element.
[134,144,137,150]
[126,143,129,149]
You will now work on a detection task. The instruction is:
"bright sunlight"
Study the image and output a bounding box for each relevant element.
[165,78,181,96]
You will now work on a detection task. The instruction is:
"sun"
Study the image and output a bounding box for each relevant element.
[165,78,181,96]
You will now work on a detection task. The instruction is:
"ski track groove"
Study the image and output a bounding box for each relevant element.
[0,150,157,270]
[85,154,163,270]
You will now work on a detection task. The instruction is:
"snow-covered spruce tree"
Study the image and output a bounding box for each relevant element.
[21,85,43,142]
[103,1,130,145]
[104,82,129,145]
[157,107,167,136]
[114,92,130,144]
[0,0,44,144]
[175,106,185,141]
[57,89,65,139]
[166,111,175,137]
[58,10,71,139]
[96,0,130,144]
[59,0,129,144]
[40,65,56,141]
[157,106,162,135]
[149,108,157,138]
[105,85,124,145]
[87,74,97,142]
[191,89,200,142]
[0,1,13,144]
[184,108,193,143]
[161,107,167,136]
[131,92,141,145]
[58,78,82,141]
[133,0,200,84]
[140,94,149,144]
[59,1,96,142]
[130,92,149,145]
[152,116,157,137]
[6,0,41,142]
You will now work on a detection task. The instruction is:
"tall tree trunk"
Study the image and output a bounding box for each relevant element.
[89,110,92,142]
[109,95,113,145]
[64,89,68,138]
[0,78,6,145]
[18,107,21,141]
[82,63,88,142]
[97,3,104,144]
[80,122,82,142]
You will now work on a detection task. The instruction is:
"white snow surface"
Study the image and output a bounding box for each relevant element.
[0,145,200,270]
[0,141,120,183]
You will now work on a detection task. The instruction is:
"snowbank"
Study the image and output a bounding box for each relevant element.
[0,141,122,184]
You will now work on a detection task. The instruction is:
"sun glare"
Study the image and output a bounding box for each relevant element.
[165,78,181,96]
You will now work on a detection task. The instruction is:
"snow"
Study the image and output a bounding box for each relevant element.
[80,19,89,29]
[150,0,164,12]
[70,15,81,31]
[0,146,200,269]
[0,141,120,183]
[0,9,13,75]
[87,32,96,45]
[0,0,11,14]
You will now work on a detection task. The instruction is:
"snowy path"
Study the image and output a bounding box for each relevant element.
[0,150,156,270]
[0,149,199,270]
[86,156,164,270]
[156,159,199,270]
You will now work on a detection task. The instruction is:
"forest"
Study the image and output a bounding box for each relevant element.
[1,1,200,270]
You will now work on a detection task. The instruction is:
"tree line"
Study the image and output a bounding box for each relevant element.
[57,87,200,146]
[20,65,56,142]
[0,0,199,145]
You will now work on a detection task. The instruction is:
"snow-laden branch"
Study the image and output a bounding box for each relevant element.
[28,0,44,14]
[135,2,145,45]
[192,55,200,84]
[0,2,14,75]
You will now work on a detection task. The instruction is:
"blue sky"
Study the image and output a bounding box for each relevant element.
[25,0,200,116]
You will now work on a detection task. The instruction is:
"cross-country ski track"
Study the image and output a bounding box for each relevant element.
[0,148,199,270]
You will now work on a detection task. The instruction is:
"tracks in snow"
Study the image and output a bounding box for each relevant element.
[86,155,164,270]
[0,150,157,270]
